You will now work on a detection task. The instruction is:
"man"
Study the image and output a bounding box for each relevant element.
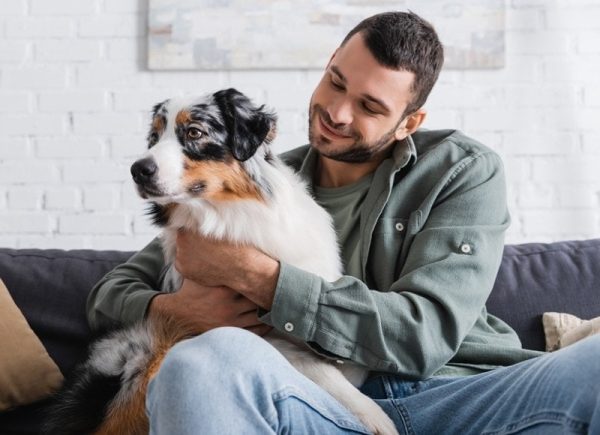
[88,11,599,434]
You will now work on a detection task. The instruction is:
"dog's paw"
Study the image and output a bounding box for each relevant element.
[352,397,399,435]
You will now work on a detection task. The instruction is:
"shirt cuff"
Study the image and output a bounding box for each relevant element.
[262,261,321,341]
[123,289,161,324]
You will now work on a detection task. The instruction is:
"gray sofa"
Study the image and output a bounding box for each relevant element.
[1,239,600,434]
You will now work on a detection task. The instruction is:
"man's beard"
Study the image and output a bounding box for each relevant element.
[308,103,400,163]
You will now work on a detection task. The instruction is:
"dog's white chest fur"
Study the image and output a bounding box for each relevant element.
[159,157,342,291]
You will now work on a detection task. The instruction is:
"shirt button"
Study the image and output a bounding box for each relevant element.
[460,243,472,254]
[395,222,404,232]
[284,322,294,332]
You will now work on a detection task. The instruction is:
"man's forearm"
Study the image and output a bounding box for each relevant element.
[233,253,280,310]
[86,237,165,331]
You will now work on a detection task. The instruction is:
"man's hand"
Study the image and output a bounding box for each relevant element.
[148,279,272,336]
[174,230,280,310]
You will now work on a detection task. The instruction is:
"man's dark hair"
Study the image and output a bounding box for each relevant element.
[342,11,444,118]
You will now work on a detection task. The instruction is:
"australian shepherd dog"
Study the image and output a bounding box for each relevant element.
[44,88,397,435]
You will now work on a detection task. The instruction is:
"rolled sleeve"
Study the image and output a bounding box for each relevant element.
[262,261,321,340]
[87,237,165,332]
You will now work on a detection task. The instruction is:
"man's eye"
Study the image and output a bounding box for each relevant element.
[330,79,345,91]
[187,127,202,140]
[362,103,378,115]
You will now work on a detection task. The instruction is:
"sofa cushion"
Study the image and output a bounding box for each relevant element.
[486,238,600,351]
[543,312,600,351]
[0,249,134,378]
[0,279,64,411]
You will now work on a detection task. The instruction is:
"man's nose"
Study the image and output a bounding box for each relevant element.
[131,158,158,184]
[327,97,353,127]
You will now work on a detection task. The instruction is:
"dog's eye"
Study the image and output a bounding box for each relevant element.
[187,127,202,140]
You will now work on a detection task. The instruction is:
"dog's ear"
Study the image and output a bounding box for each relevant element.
[213,88,277,162]
[151,99,169,117]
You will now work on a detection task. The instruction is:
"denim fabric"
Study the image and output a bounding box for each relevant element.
[361,335,600,434]
[147,327,600,435]
[146,327,369,435]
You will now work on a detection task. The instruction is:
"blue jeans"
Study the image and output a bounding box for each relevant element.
[146,327,600,434]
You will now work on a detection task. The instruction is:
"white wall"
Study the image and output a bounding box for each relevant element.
[0,0,599,250]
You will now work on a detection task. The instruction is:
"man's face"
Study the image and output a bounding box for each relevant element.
[309,33,417,163]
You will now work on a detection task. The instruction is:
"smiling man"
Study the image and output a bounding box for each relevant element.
[309,29,426,185]
[88,11,600,435]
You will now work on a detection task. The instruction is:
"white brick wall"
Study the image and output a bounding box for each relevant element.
[1,0,599,250]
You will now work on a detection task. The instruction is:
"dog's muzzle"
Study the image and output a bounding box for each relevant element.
[131,158,157,185]
[131,158,163,198]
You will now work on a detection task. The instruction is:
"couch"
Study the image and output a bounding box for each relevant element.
[1,238,599,434]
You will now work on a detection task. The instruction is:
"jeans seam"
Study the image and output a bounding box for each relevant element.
[481,411,589,435]
[272,387,371,434]
[263,406,278,432]
[391,400,414,435]
[382,375,394,398]
[382,376,413,435]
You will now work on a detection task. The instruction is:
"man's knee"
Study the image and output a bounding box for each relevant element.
[554,334,600,372]
[195,326,275,357]
[565,334,600,372]
[156,327,278,384]
[546,334,600,404]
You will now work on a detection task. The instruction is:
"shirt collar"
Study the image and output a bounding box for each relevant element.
[392,135,418,172]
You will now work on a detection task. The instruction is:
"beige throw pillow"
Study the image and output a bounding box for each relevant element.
[0,279,64,411]
[543,311,600,352]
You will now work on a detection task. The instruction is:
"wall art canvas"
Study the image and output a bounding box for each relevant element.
[148,0,505,70]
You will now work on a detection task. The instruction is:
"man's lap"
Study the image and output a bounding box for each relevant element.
[362,335,600,434]
[147,328,370,434]
[147,328,599,434]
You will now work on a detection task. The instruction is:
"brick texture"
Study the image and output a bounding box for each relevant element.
[0,1,599,249]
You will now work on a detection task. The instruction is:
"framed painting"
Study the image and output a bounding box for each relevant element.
[148,0,505,70]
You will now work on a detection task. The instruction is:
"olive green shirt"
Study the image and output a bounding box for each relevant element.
[313,173,374,279]
[87,129,541,379]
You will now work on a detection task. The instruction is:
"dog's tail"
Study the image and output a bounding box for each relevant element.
[43,316,197,435]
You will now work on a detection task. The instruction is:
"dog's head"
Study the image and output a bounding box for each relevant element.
[131,88,276,205]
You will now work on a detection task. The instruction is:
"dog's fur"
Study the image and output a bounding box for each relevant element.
[44,89,397,435]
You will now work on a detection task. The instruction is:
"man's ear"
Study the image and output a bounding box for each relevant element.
[394,109,427,141]
[213,88,277,162]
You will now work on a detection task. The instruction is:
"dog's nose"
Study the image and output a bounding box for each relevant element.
[131,158,158,184]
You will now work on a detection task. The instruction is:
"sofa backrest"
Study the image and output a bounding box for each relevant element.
[486,238,600,351]
[0,249,133,379]
[1,239,599,379]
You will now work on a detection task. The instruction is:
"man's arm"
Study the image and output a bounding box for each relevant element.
[87,237,271,336]
[175,151,512,378]
[87,237,165,332]
[268,151,510,377]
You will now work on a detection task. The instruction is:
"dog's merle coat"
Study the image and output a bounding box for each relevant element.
[44,89,398,435]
